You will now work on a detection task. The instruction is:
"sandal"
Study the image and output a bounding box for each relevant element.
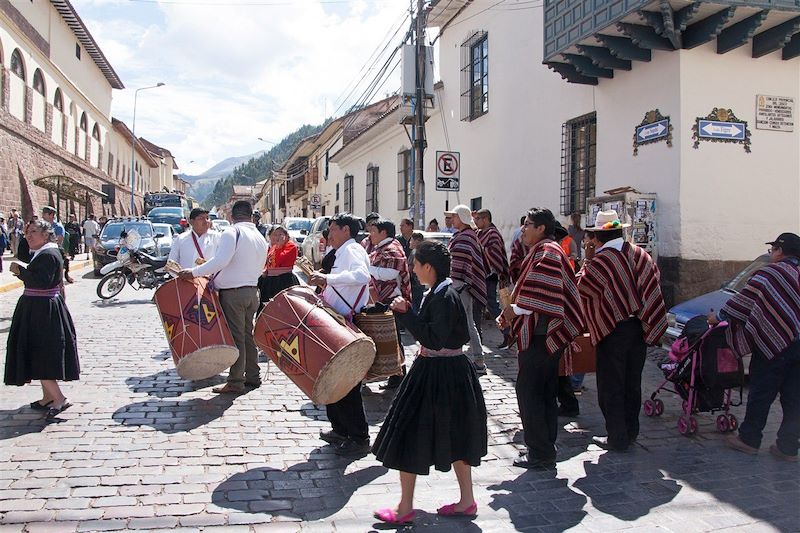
[45,401,72,420]
[373,508,416,524]
[30,400,53,411]
[437,501,478,517]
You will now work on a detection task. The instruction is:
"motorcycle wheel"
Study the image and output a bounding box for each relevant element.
[97,272,127,299]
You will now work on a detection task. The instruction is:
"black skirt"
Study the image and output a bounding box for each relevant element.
[258,272,300,303]
[5,294,80,385]
[372,354,488,475]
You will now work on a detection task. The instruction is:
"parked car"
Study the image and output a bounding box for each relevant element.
[419,230,453,247]
[92,218,160,276]
[151,223,176,257]
[302,215,367,268]
[147,206,188,235]
[212,219,231,232]
[284,217,314,249]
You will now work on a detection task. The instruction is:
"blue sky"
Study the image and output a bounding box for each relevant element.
[72,0,412,175]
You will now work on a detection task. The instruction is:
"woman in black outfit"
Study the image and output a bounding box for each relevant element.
[371,240,487,525]
[5,220,79,419]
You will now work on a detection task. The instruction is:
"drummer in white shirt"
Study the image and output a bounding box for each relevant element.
[168,208,220,270]
[308,213,371,456]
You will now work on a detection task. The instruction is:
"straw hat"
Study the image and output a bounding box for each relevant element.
[587,209,631,231]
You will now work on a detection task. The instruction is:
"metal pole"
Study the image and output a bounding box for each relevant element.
[414,0,427,230]
[130,83,164,215]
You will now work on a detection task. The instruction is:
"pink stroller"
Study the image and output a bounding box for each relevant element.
[645,316,744,436]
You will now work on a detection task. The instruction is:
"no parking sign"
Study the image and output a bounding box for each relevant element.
[435,151,460,192]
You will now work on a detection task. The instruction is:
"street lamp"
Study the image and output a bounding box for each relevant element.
[130,82,165,214]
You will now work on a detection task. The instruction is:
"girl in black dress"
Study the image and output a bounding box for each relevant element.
[372,240,487,525]
[5,221,79,419]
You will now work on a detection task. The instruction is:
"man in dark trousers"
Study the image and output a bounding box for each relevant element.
[308,213,372,455]
[721,233,800,462]
[578,210,667,452]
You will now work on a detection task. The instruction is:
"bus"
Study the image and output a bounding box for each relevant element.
[143,193,191,216]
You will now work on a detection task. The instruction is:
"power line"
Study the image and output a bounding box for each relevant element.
[125,0,397,5]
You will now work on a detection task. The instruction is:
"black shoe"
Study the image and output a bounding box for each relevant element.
[497,335,512,349]
[30,400,53,411]
[334,438,370,456]
[558,406,580,417]
[319,430,347,445]
[244,381,261,389]
[591,436,629,452]
[513,454,556,470]
[45,401,72,420]
[380,375,403,390]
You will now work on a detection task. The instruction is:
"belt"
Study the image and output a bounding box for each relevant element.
[23,287,61,298]
[418,346,463,358]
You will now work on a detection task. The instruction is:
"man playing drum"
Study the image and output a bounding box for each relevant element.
[168,208,220,269]
[178,201,268,394]
[308,213,372,456]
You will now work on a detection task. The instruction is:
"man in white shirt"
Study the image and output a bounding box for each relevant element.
[308,213,371,456]
[168,208,220,270]
[178,201,269,394]
[83,214,100,252]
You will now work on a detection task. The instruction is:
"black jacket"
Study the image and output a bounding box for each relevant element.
[396,282,470,350]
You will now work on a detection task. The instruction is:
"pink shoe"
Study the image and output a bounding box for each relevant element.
[373,508,416,524]
[437,501,478,517]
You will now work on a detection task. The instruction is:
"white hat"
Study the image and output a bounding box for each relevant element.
[588,209,631,231]
[444,204,474,226]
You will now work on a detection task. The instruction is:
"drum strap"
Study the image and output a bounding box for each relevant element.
[191,232,205,260]
[329,284,366,322]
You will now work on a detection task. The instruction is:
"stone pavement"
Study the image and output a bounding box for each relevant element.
[0,274,798,532]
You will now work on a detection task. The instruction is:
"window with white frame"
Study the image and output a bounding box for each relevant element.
[366,165,379,214]
[343,174,353,213]
[397,150,412,210]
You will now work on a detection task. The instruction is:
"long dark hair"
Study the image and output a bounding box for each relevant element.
[414,240,451,284]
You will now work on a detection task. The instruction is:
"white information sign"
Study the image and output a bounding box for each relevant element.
[756,95,794,132]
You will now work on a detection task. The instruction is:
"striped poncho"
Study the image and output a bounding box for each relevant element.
[369,238,412,303]
[477,224,510,281]
[721,258,800,360]
[448,227,487,306]
[509,234,529,283]
[510,239,584,354]
[578,242,667,346]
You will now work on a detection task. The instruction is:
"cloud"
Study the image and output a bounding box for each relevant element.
[72,0,410,175]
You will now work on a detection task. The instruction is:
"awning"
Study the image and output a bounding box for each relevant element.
[34,175,108,204]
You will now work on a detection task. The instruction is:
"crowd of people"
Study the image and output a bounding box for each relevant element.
[3,198,799,526]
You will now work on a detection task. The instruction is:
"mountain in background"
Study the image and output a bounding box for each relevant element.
[199,122,328,209]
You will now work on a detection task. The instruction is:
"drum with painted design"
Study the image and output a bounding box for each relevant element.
[154,277,239,380]
[254,286,376,404]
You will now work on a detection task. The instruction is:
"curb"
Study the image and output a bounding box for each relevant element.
[0,259,92,294]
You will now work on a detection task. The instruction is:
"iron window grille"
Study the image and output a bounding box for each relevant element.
[343,174,354,213]
[366,165,379,214]
[397,150,412,210]
[460,31,488,121]
[10,49,25,80]
[560,113,597,215]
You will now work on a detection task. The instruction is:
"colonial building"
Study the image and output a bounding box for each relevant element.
[328,0,800,305]
[0,0,177,222]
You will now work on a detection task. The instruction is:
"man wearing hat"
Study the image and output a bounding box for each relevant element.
[446,204,487,372]
[578,210,667,451]
[719,233,800,462]
[169,207,220,270]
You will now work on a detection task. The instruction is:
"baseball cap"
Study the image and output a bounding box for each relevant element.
[189,207,209,219]
[767,232,800,253]
[41,205,56,214]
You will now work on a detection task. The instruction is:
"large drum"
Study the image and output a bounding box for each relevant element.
[559,333,596,376]
[255,286,376,404]
[154,277,239,380]
[354,312,403,381]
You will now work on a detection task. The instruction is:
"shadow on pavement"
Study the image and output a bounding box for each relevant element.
[211,455,387,520]
[112,395,235,433]
[125,368,225,398]
[489,468,587,530]
[0,407,49,440]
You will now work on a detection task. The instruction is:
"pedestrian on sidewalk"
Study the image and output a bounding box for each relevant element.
[474,209,512,349]
[577,210,668,452]
[719,233,800,462]
[65,213,81,259]
[498,208,584,469]
[308,213,372,456]
[7,209,23,258]
[0,214,7,273]
[372,239,487,525]
[4,220,79,419]
[83,214,100,257]
[445,205,487,373]
[178,200,268,394]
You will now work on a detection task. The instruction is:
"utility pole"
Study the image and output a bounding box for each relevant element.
[413,0,427,230]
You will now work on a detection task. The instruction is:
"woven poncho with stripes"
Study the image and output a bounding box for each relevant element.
[509,234,529,283]
[577,242,667,346]
[448,227,487,306]
[510,239,584,354]
[369,238,412,303]
[477,224,510,280]
[722,258,800,360]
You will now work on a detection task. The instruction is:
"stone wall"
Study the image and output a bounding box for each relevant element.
[658,256,752,309]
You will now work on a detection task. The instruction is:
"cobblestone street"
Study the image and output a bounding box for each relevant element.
[0,269,798,532]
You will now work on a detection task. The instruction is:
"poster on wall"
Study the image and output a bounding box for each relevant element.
[755,95,794,132]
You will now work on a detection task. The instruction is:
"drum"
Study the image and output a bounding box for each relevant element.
[255,286,376,404]
[154,277,239,380]
[559,333,597,376]
[354,311,403,381]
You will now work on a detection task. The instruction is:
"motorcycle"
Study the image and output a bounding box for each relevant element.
[96,236,170,299]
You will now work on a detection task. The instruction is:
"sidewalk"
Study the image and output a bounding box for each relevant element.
[0,249,93,292]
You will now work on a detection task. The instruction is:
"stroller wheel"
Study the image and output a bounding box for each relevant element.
[654,399,664,416]
[716,414,730,433]
[727,414,738,431]
[689,416,698,434]
[643,399,655,417]
[678,415,691,435]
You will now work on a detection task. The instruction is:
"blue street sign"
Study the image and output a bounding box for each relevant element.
[636,119,669,142]
[698,120,745,140]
